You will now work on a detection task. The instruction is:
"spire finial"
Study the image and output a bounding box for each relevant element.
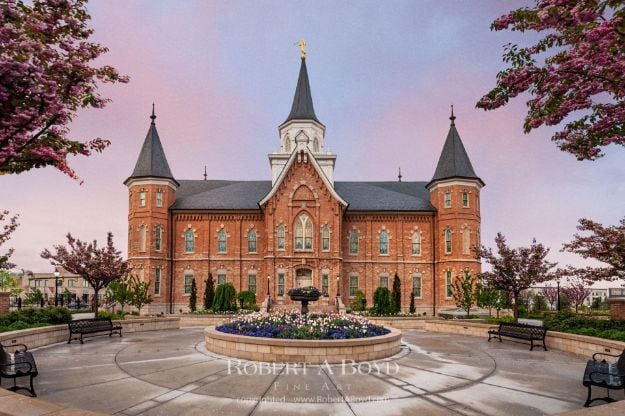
[150,103,156,124]
[295,39,306,59]
[398,167,402,183]
[203,165,207,181]
[450,104,456,126]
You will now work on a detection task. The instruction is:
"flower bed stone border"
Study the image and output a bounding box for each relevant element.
[205,325,402,364]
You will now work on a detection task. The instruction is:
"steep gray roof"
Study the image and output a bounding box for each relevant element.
[171,180,435,212]
[283,58,320,125]
[428,114,483,187]
[125,110,176,185]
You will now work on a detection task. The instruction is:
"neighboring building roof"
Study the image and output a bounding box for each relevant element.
[283,58,321,125]
[124,107,177,185]
[428,111,483,187]
[171,179,435,212]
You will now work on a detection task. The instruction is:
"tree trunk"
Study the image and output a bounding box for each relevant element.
[512,294,519,323]
[93,288,99,318]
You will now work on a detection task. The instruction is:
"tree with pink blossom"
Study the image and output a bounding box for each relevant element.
[41,232,128,316]
[0,0,128,181]
[478,1,625,160]
[562,216,625,282]
[561,278,592,313]
[475,233,557,322]
[541,285,559,310]
[0,210,19,270]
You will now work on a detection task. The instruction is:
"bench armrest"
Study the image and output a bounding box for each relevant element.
[488,326,500,331]
[592,352,621,362]
[588,370,625,384]
[0,361,33,373]
[0,343,28,353]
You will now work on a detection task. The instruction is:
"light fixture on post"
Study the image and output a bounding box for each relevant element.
[557,279,561,312]
[53,270,60,307]
[267,275,271,296]
[336,276,340,298]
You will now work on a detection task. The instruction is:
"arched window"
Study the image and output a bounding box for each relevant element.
[138,225,147,252]
[154,226,162,251]
[313,137,319,153]
[294,214,313,251]
[411,231,421,256]
[184,229,194,253]
[349,230,359,254]
[248,229,257,253]
[412,273,422,298]
[444,228,452,254]
[276,224,285,250]
[321,225,330,251]
[462,228,470,255]
[217,228,227,253]
[379,230,389,255]
[284,137,291,152]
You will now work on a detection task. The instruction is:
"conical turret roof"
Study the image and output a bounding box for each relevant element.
[124,106,177,185]
[283,58,321,124]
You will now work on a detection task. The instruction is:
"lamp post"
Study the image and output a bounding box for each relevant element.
[556,279,561,312]
[336,276,340,298]
[267,275,271,296]
[53,270,60,307]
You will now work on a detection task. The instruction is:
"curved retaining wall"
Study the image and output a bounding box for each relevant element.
[205,326,402,364]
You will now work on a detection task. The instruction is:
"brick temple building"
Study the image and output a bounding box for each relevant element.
[125,56,484,315]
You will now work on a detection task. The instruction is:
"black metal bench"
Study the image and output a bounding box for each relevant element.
[0,342,38,397]
[68,318,122,344]
[487,322,547,351]
[582,349,625,407]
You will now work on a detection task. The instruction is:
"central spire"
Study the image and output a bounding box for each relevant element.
[283,54,320,125]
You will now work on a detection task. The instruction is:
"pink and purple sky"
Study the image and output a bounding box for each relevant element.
[3,0,624,272]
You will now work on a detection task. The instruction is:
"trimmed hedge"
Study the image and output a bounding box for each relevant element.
[0,307,73,333]
[543,311,625,342]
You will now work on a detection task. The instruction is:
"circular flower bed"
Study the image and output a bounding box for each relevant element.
[216,311,390,340]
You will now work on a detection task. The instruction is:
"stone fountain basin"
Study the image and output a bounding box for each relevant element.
[205,326,401,364]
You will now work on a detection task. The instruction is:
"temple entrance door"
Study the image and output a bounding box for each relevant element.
[295,269,313,288]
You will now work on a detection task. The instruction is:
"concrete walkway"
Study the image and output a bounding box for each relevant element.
[26,328,613,416]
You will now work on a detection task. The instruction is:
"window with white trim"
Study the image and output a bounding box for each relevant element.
[154,268,161,295]
[321,272,329,295]
[277,273,285,296]
[294,214,313,251]
[139,191,146,207]
[248,273,257,294]
[380,275,389,288]
[217,228,227,253]
[154,226,162,251]
[412,273,422,298]
[445,228,452,254]
[156,190,163,207]
[217,273,227,286]
[321,225,330,251]
[349,275,359,297]
[184,229,194,253]
[184,273,193,294]
[411,231,421,255]
[446,271,453,297]
[277,225,285,250]
[247,229,257,253]
[462,191,469,208]
[379,230,389,255]
[349,230,359,254]
[444,191,451,208]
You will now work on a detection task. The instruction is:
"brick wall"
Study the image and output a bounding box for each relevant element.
[609,298,625,320]
[0,292,9,314]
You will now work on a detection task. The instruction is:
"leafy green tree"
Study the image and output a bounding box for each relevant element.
[204,273,215,310]
[0,270,22,296]
[237,291,256,310]
[106,274,133,313]
[189,278,197,312]
[409,292,415,314]
[62,287,73,304]
[373,287,394,316]
[392,274,401,313]
[25,289,42,305]
[128,275,152,314]
[452,271,476,318]
[532,293,549,314]
[350,290,367,312]
[213,283,237,312]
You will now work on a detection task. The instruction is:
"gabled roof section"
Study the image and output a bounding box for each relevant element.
[428,109,484,188]
[259,147,347,207]
[283,58,321,125]
[124,106,177,185]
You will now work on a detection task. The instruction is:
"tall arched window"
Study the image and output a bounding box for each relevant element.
[138,225,146,252]
[276,224,285,250]
[313,137,320,153]
[184,228,194,253]
[411,231,421,256]
[248,229,257,253]
[462,228,470,255]
[379,230,389,255]
[321,225,330,251]
[349,230,359,254]
[444,228,452,254]
[217,228,227,253]
[284,137,291,152]
[154,226,162,251]
[294,214,313,251]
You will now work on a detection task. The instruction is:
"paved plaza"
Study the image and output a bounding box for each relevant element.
[27,328,610,416]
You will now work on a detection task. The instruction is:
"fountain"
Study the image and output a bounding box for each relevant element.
[287,286,320,314]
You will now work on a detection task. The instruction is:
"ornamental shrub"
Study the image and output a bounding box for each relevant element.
[213,283,237,312]
[0,306,72,329]
[189,278,197,312]
[237,291,256,309]
[409,292,415,314]
[350,290,366,311]
[392,274,401,313]
[373,287,394,316]
[204,273,215,310]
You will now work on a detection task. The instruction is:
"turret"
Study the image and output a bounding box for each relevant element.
[427,107,484,311]
[124,106,177,314]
